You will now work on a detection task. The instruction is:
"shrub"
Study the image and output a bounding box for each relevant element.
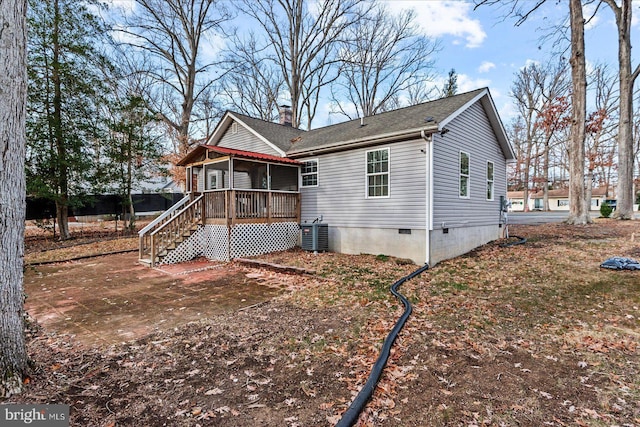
[600,201,613,218]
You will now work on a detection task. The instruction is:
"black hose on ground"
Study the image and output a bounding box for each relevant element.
[500,235,527,247]
[335,263,430,427]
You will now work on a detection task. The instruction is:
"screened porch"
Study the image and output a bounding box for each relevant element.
[182,145,301,225]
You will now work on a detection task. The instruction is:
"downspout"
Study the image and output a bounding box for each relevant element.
[228,157,234,261]
[421,130,433,266]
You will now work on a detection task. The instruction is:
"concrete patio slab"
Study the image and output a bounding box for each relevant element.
[24,253,283,347]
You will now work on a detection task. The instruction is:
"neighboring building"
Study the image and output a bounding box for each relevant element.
[506,191,526,212]
[508,187,613,212]
[139,88,515,266]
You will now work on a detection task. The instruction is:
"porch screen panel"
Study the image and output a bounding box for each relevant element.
[270,164,299,191]
[233,160,267,189]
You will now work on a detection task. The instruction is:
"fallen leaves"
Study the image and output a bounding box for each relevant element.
[13,221,640,426]
[25,237,137,264]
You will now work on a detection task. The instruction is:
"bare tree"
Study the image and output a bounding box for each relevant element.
[511,62,544,211]
[0,0,28,397]
[330,3,439,119]
[239,0,364,129]
[634,88,640,205]
[476,0,591,222]
[585,63,619,208]
[220,33,284,121]
[533,60,571,210]
[566,0,590,224]
[99,50,167,232]
[600,0,638,219]
[114,0,232,155]
[506,116,527,191]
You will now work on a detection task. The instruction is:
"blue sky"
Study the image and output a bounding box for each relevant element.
[382,0,638,124]
[107,0,639,128]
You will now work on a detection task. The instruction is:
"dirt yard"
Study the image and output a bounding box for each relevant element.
[5,220,640,426]
[24,254,283,346]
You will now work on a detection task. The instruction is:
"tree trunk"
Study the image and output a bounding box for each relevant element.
[126,132,135,232]
[522,131,534,212]
[127,193,136,232]
[0,0,28,397]
[52,0,70,239]
[610,0,636,219]
[585,170,594,214]
[566,0,591,224]
[543,139,550,211]
[56,199,70,240]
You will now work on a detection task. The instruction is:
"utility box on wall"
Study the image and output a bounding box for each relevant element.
[300,223,328,252]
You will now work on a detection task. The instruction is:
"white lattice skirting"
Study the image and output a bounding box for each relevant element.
[161,226,207,265]
[161,222,299,264]
[229,222,300,259]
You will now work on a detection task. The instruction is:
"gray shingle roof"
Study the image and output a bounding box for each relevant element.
[220,88,509,158]
[287,88,486,154]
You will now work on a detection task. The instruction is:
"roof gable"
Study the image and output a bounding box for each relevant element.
[199,88,515,161]
[206,111,304,156]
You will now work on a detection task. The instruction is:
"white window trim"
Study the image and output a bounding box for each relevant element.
[459,151,470,199]
[301,159,319,187]
[486,160,494,201]
[231,122,238,134]
[365,147,390,199]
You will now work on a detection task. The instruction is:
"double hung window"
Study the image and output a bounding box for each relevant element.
[366,148,389,198]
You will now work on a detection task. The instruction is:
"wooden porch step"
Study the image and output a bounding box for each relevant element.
[138,258,152,267]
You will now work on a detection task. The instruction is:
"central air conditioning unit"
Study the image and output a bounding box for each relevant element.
[300,221,328,253]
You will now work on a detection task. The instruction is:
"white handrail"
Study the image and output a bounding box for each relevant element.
[138,195,190,236]
[150,195,203,236]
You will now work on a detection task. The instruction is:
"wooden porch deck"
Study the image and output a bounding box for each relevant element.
[199,190,300,225]
[139,190,300,266]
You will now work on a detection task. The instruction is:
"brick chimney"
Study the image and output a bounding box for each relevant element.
[279,105,293,127]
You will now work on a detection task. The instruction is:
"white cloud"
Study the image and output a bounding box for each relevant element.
[111,24,142,45]
[498,100,518,122]
[478,61,495,73]
[385,1,487,48]
[105,0,136,15]
[200,32,227,63]
[457,74,491,93]
[582,2,601,30]
[519,58,541,70]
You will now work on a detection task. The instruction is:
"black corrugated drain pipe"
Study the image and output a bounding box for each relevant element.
[500,235,527,247]
[335,263,430,427]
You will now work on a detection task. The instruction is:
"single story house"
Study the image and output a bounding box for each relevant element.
[508,187,614,212]
[139,88,515,266]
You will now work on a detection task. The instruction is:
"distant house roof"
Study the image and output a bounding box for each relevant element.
[202,88,514,161]
[135,175,181,193]
[508,187,613,199]
[530,187,612,199]
[176,145,301,166]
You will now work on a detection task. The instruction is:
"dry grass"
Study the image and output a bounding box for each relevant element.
[8,220,640,426]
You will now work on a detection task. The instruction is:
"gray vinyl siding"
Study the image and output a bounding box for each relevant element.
[218,121,282,156]
[431,101,507,229]
[300,139,427,229]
